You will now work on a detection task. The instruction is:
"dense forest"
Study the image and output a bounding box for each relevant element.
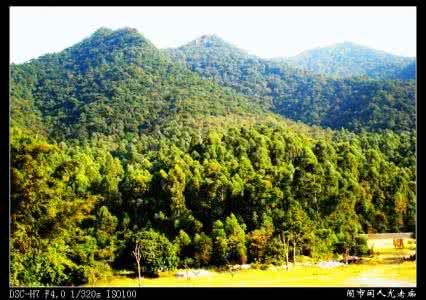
[168,35,416,132]
[10,28,416,286]
[10,28,264,141]
[278,42,416,80]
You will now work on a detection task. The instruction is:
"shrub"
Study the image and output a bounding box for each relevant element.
[181,257,195,269]
[175,229,192,263]
[250,260,262,270]
[77,261,113,285]
[11,247,76,286]
[211,220,228,266]
[265,236,286,265]
[224,214,247,264]
[227,235,247,264]
[352,236,369,256]
[248,228,271,263]
[193,233,212,267]
[136,229,178,276]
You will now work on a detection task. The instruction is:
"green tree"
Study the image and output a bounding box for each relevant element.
[135,229,178,276]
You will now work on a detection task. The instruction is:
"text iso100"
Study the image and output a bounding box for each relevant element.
[106,290,137,299]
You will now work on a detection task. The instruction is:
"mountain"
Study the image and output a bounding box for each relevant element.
[168,36,416,132]
[10,28,266,141]
[278,42,416,80]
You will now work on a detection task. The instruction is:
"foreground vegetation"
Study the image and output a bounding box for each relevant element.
[10,123,416,286]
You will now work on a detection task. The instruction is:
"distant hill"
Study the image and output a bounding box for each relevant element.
[168,37,416,132]
[277,42,416,80]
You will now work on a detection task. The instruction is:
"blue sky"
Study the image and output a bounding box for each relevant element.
[10,7,416,64]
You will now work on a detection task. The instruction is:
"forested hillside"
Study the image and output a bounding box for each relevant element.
[279,42,416,80]
[168,36,416,132]
[11,28,264,141]
[10,28,416,287]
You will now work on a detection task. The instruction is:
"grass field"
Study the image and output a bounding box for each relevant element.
[88,247,416,287]
[89,262,415,287]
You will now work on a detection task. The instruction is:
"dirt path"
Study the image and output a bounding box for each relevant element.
[346,268,415,287]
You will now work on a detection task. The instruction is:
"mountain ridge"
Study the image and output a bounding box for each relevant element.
[10,27,267,141]
[277,41,415,60]
[274,41,415,80]
[11,27,417,137]
[168,33,416,132]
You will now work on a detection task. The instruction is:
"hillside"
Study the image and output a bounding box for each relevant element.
[10,28,266,141]
[168,36,416,132]
[279,42,415,80]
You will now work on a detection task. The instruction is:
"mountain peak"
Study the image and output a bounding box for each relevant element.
[197,34,220,40]
[175,34,250,58]
[294,42,370,56]
[192,34,226,47]
[88,27,146,42]
[283,41,415,79]
[330,41,385,53]
[92,27,114,35]
[334,41,361,47]
[306,41,411,58]
[90,27,140,39]
[71,27,153,54]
